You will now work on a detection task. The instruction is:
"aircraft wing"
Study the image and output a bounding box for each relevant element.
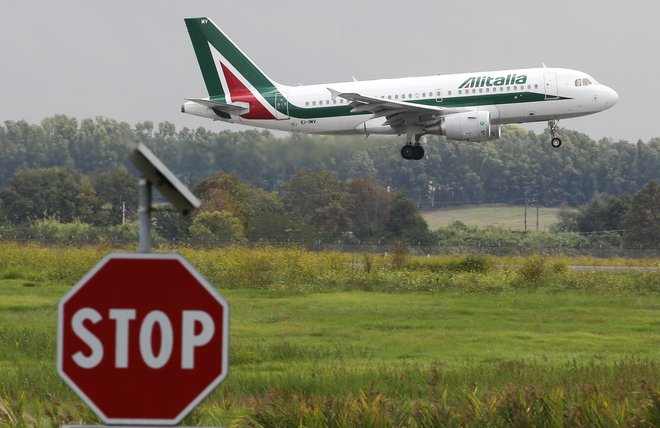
[185,98,249,115]
[327,88,470,130]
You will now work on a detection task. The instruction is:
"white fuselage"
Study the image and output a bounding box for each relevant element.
[195,67,618,136]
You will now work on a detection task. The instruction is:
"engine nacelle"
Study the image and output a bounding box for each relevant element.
[427,111,500,141]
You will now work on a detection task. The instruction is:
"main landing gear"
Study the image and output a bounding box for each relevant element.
[401,134,425,160]
[548,120,562,148]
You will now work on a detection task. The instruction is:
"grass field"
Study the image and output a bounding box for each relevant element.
[0,244,658,426]
[422,204,566,231]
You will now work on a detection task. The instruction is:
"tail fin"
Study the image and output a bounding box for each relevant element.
[185,17,281,119]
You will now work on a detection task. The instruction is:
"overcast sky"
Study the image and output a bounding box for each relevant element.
[1,0,658,142]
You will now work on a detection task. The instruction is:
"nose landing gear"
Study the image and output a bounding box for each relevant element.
[548,120,562,148]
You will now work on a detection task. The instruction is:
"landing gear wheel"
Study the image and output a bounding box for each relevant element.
[401,144,425,160]
[548,120,562,148]
[413,145,425,160]
[401,144,415,160]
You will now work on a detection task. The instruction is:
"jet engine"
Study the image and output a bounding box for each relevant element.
[427,111,500,141]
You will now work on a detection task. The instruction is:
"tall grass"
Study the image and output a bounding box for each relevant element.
[0,242,108,283]
[0,242,657,292]
[220,377,659,428]
[0,242,658,426]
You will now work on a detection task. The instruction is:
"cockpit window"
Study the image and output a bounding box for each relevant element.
[575,78,593,87]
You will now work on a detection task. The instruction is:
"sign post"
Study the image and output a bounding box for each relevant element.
[58,253,229,425]
[138,176,152,253]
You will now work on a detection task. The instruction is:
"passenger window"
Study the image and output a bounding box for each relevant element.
[506,86,510,91]
[306,101,309,106]
[448,90,452,96]
[333,99,337,104]
[485,88,489,93]
[472,89,476,94]
[409,93,412,98]
[479,88,483,93]
[401,94,405,99]
[415,93,419,98]
[422,92,426,97]
[458,90,462,95]
[395,95,399,99]
[534,84,539,89]
[312,101,316,106]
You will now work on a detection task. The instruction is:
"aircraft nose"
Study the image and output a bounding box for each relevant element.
[604,86,619,106]
[594,85,618,111]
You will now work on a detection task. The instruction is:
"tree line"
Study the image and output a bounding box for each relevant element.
[0,164,655,250]
[555,180,660,248]
[1,115,659,207]
[0,166,434,245]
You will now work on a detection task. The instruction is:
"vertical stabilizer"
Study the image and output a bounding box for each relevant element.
[185,17,281,119]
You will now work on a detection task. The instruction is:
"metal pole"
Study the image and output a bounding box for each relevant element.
[139,176,152,253]
[536,201,539,231]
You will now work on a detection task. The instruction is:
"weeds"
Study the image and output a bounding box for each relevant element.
[0,243,657,426]
[517,254,546,284]
[205,377,660,428]
[0,242,656,294]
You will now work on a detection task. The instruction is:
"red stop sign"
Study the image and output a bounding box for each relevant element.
[57,253,229,425]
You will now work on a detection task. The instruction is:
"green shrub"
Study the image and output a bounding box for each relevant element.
[551,260,568,274]
[518,255,546,284]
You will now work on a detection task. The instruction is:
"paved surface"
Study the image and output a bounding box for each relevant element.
[568,266,658,272]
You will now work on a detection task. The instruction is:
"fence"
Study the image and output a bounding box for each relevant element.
[1,233,657,259]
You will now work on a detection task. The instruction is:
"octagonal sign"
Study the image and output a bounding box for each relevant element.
[57,253,229,425]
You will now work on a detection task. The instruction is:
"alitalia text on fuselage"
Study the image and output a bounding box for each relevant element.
[459,74,527,88]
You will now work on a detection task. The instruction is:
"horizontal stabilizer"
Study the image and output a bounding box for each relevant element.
[185,98,249,114]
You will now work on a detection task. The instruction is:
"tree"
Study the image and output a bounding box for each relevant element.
[153,210,192,243]
[91,166,138,225]
[349,176,393,240]
[283,169,353,237]
[556,193,631,233]
[189,210,245,244]
[0,167,101,224]
[244,187,299,241]
[193,172,254,228]
[623,180,660,248]
[71,117,133,174]
[384,192,434,244]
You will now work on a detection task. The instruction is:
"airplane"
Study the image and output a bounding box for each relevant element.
[182,17,619,160]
